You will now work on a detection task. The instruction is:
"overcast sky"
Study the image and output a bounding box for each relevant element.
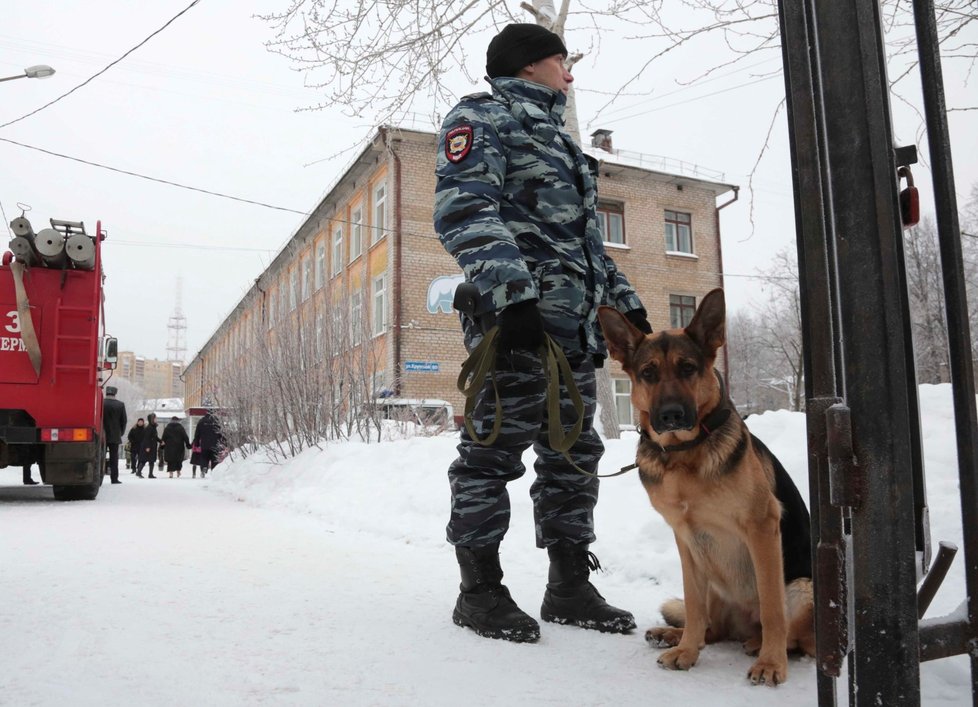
[3,1,976,362]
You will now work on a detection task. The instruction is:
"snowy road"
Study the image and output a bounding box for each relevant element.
[1,416,971,707]
[3,476,467,706]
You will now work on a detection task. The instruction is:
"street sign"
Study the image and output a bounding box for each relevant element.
[404,360,440,373]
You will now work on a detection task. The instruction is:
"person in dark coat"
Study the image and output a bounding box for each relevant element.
[190,442,205,479]
[136,413,160,479]
[22,463,38,485]
[161,416,191,478]
[126,418,145,472]
[102,386,128,484]
[192,410,225,479]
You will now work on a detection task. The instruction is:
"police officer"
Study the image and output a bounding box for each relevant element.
[102,386,127,484]
[434,23,653,643]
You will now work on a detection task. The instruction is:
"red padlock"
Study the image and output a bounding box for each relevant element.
[898,166,920,228]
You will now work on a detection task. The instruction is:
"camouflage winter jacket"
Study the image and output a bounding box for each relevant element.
[433,76,644,358]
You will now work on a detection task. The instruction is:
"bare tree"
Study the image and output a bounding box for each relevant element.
[904,217,952,383]
[728,248,804,412]
[726,310,787,415]
[210,274,397,459]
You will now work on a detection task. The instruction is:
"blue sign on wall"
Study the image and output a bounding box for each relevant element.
[404,360,440,373]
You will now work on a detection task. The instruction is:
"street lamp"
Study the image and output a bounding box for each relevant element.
[0,65,56,83]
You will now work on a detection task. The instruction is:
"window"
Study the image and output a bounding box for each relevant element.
[331,308,343,352]
[614,378,636,427]
[597,201,625,245]
[301,257,312,302]
[350,290,363,345]
[315,243,325,290]
[670,294,696,328]
[350,206,363,261]
[267,289,276,330]
[289,270,298,311]
[372,184,387,245]
[372,274,387,337]
[331,226,343,276]
[665,210,693,253]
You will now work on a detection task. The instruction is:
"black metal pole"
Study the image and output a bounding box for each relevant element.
[777,1,845,703]
[911,0,978,700]
[811,0,923,702]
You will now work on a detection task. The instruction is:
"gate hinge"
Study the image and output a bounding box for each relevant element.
[826,403,862,508]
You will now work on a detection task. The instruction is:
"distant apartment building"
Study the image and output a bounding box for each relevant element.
[183,126,736,429]
[117,351,184,399]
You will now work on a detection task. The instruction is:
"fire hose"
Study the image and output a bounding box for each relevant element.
[9,260,42,376]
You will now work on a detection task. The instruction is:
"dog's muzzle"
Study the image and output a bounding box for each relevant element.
[652,402,697,434]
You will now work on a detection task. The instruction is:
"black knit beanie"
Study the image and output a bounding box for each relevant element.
[486,23,568,79]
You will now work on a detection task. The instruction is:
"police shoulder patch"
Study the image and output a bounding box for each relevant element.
[445,124,474,164]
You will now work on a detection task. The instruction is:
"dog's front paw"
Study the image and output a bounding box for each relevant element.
[646,626,683,647]
[747,655,787,686]
[657,645,699,671]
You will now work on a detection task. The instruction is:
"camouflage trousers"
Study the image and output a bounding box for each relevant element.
[446,348,603,549]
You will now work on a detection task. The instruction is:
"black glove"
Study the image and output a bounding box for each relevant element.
[496,300,546,353]
[625,308,653,335]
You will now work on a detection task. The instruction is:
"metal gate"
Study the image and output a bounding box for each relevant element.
[776,0,978,704]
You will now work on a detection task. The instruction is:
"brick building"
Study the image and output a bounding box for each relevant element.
[117,351,184,399]
[183,126,736,429]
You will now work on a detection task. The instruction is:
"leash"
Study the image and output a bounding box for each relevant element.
[456,326,636,478]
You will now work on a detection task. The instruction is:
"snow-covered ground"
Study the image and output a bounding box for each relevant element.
[0,384,971,705]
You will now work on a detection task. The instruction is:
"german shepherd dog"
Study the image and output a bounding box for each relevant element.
[597,289,814,686]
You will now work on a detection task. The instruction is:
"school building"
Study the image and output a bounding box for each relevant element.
[183,126,737,429]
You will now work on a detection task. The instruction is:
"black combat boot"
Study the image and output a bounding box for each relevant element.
[453,544,540,643]
[540,542,636,633]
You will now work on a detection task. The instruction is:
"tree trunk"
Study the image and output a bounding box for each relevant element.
[595,366,621,439]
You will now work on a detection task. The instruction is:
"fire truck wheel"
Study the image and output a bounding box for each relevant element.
[52,444,105,501]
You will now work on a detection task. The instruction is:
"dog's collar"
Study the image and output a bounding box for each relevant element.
[639,371,734,454]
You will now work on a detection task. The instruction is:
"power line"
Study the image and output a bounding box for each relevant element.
[111,239,277,253]
[0,0,203,130]
[599,75,782,127]
[0,136,309,216]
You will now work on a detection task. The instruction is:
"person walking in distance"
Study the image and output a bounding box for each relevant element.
[135,413,160,479]
[126,418,145,473]
[192,409,225,479]
[433,23,653,643]
[161,416,191,478]
[102,386,127,484]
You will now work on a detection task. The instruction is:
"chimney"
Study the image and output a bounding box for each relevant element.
[590,129,614,153]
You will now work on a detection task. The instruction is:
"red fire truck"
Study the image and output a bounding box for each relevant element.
[0,217,118,500]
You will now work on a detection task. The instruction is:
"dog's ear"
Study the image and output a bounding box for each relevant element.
[597,305,646,364]
[685,288,726,355]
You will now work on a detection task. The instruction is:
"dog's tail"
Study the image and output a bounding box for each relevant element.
[660,598,686,628]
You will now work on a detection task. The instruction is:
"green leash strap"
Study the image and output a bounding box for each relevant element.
[457,326,503,446]
[456,326,637,479]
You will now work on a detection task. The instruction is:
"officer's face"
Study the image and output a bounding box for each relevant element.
[522,54,573,94]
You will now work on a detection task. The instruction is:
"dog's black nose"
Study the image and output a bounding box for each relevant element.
[654,403,690,432]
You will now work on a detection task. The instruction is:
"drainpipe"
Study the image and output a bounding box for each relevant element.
[715,185,740,377]
[382,127,404,396]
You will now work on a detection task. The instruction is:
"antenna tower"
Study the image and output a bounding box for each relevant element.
[166,276,188,363]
